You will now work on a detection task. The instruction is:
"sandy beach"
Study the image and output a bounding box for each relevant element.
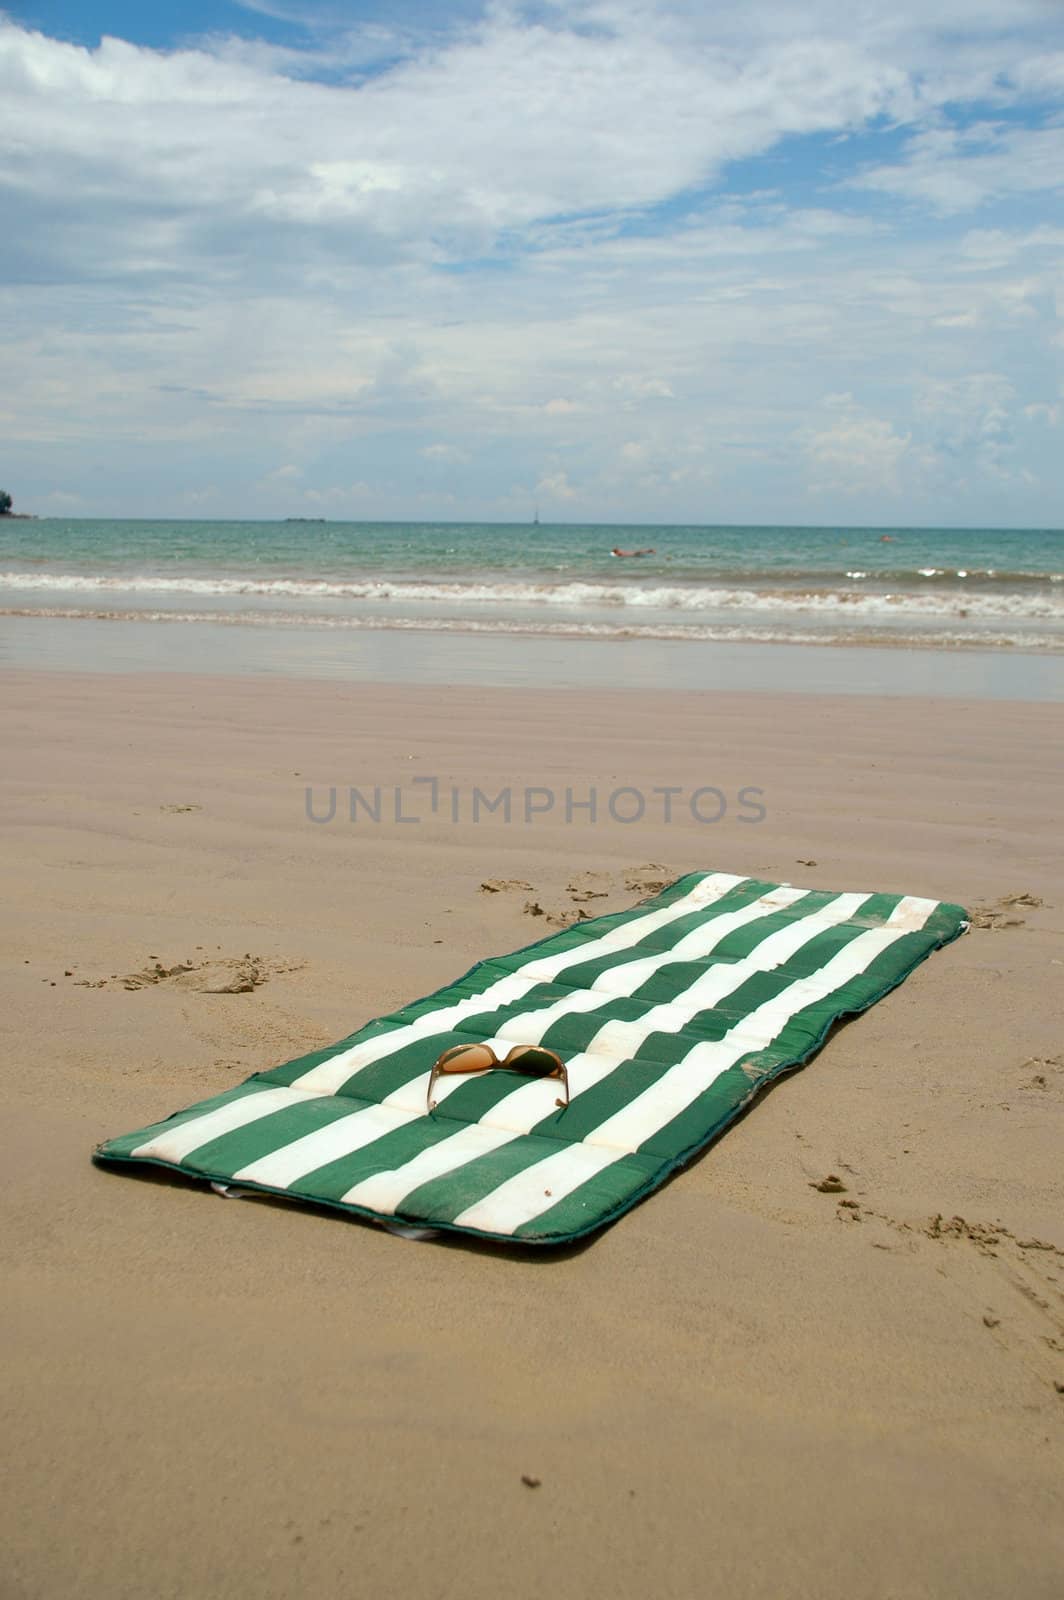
[2,665,1063,1598]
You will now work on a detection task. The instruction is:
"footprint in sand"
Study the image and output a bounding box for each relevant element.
[810,1174,849,1194]
[1019,1054,1064,1095]
[623,863,673,897]
[970,891,1045,930]
[566,870,611,905]
[859,1206,1064,1397]
[479,865,676,929]
[77,955,304,993]
[479,879,567,925]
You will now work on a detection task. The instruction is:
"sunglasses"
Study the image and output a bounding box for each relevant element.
[427,1041,570,1114]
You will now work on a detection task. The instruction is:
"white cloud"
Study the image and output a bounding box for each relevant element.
[612,375,674,400]
[615,433,713,492]
[958,226,1064,270]
[849,122,1064,215]
[2,4,1064,522]
[914,372,1024,477]
[804,405,915,496]
[421,442,470,461]
[1024,402,1061,426]
[536,470,579,501]
[1,4,1056,293]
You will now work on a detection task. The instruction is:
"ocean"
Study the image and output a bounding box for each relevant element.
[1,518,1062,654]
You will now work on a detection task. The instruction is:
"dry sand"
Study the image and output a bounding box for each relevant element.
[2,667,1062,1599]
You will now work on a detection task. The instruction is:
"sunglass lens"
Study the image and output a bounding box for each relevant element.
[505,1047,562,1077]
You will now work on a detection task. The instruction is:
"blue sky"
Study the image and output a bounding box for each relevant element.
[2,0,1063,524]
[10,1,279,49]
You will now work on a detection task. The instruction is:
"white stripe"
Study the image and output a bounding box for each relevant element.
[340,1122,517,1213]
[877,894,940,930]
[583,896,936,1156]
[348,891,900,1221]
[379,890,861,1120]
[386,1066,573,1126]
[585,891,870,1061]
[138,873,773,1192]
[452,1144,620,1235]
[131,1086,310,1163]
[291,872,746,1094]
[585,885,811,996]
[447,896,938,1236]
[353,879,803,1121]
[518,871,746,982]
[231,1102,422,1189]
[127,878,949,1240]
[470,885,812,1047]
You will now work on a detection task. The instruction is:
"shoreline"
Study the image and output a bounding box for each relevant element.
[4,603,1064,656]
[3,614,1063,699]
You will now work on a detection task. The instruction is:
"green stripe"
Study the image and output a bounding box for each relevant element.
[373,905,896,1223]
[617,889,853,1007]
[399,905,924,1230]
[526,905,899,1141]
[641,920,963,1161]
[289,1070,575,1205]
[327,880,817,1102]
[262,873,730,1099]
[257,961,515,1089]
[93,874,969,1246]
[174,1094,370,1179]
[487,870,722,973]
[95,1080,270,1161]
[552,876,770,989]
[292,1115,473,1203]
[393,1131,617,1226]
[511,1156,657,1242]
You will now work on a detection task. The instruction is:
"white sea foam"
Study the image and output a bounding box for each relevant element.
[3,605,1062,654]
[2,569,1063,623]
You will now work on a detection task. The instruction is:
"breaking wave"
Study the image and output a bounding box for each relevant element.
[3,604,1062,654]
[2,569,1063,624]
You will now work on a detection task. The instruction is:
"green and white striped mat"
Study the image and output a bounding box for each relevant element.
[95,871,967,1245]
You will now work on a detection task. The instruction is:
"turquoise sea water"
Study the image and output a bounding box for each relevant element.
[1,518,1062,653]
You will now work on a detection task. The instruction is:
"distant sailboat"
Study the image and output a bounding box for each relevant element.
[533,504,540,525]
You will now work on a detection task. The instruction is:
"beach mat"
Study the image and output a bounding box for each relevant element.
[94,872,968,1245]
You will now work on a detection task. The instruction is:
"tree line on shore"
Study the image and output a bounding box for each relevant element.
[0,489,12,515]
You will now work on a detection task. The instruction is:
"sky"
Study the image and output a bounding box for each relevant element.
[1,0,1063,525]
